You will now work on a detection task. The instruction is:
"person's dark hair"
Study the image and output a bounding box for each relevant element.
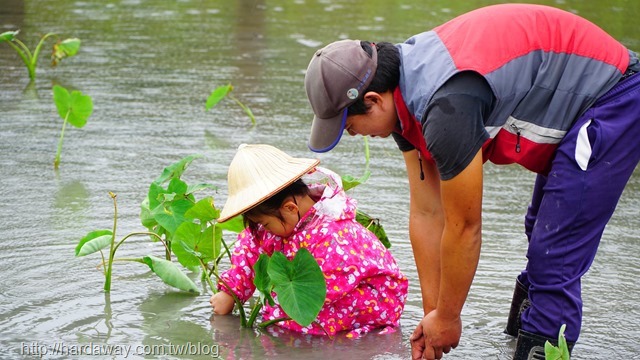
[243,179,310,236]
[347,41,400,116]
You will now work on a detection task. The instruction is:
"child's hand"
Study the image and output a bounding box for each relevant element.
[210,291,235,315]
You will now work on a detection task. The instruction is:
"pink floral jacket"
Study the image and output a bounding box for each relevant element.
[217,167,408,337]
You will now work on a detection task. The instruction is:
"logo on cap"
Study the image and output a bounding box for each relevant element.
[346,88,358,100]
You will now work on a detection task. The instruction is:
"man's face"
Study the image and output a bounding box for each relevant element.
[344,93,398,138]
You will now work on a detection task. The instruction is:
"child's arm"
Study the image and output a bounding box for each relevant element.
[213,230,260,306]
[210,291,235,314]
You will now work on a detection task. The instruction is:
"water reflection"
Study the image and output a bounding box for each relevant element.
[210,314,407,360]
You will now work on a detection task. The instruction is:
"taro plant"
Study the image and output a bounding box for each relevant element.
[545,324,571,360]
[52,85,93,169]
[206,84,256,125]
[0,30,80,81]
[217,249,327,330]
[76,154,228,293]
[340,136,391,248]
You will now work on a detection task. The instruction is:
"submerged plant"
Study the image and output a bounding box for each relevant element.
[0,30,80,81]
[52,85,93,169]
[206,84,256,125]
[545,324,571,360]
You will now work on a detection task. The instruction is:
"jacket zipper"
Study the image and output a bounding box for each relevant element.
[510,123,521,153]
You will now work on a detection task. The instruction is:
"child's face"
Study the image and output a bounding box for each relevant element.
[247,200,300,237]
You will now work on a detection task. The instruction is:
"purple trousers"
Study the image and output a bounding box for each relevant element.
[518,72,640,342]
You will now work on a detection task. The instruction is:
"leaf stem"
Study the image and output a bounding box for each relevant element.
[258,316,290,329]
[229,94,256,125]
[246,302,264,328]
[198,258,216,293]
[104,192,118,292]
[210,272,247,327]
[53,110,69,169]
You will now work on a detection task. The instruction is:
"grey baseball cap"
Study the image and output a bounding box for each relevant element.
[304,40,377,152]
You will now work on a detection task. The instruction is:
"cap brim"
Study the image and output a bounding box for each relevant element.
[308,108,347,153]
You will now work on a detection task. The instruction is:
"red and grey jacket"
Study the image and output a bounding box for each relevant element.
[394,4,633,175]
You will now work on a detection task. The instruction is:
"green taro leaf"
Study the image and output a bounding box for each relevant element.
[140,196,157,229]
[544,342,562,360]
[75,229,113,256]
[142,255,199,293]
[356,210,391,248]
[52,85,93,128]
[150,198,194,236]
[254,254,275,307]
[267,249,326,327]
[173,222,219,267]
[205,84,232,111]
[154,154,202,184]
[342,170,371,192]
[0,30,18,42]
[185,196,219,223]
[216,215,245,233]
[186,182,218,195]
[52,38,80,66]
[544,324,570,360]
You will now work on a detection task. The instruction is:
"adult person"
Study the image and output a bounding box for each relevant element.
[302,3,640,360]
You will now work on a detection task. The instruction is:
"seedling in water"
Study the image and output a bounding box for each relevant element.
[0,30,80,81]
[206,84,256,125]
[76,155,240,294]
[220,249,327,330]
[52,85,93,169]
[545,324,571,360]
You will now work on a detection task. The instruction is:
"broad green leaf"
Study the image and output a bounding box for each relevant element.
[146,182,166,211]
[545,324,570,360]
[253,254,271,294]
[142,255,199,293]
[342,170,371,192]
[52,38,80,66]
[205,84,232,111]
[154,154,202,184]
[356,210,391,248]
[216,215,245,233]
[558,324,570,359]
[167,177,188,196]
[186,182,218,194]
[139,196,157,229]
[185,196,219,223]
[268,249,326,327]
[52,85,93,128]
[75,229,113,256]
[0,30,18,42]
[151,198,194,236]
[172,222,216,267]
[254,254,275,307]
[544,341,562,360]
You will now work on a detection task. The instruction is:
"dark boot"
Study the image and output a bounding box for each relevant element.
[513,329,575,360]
[504,278,530,337]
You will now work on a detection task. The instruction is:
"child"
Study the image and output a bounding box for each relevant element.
[210,144,408,337]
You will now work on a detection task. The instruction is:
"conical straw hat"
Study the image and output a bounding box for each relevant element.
[218,144,320,222]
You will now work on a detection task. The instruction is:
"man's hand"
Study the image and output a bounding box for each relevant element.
[410,310,461,359]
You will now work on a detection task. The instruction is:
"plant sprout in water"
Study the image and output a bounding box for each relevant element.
[206,83,256,125]
[52,85,93,169]
[0,30,80,81]
[545,324,571,360]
